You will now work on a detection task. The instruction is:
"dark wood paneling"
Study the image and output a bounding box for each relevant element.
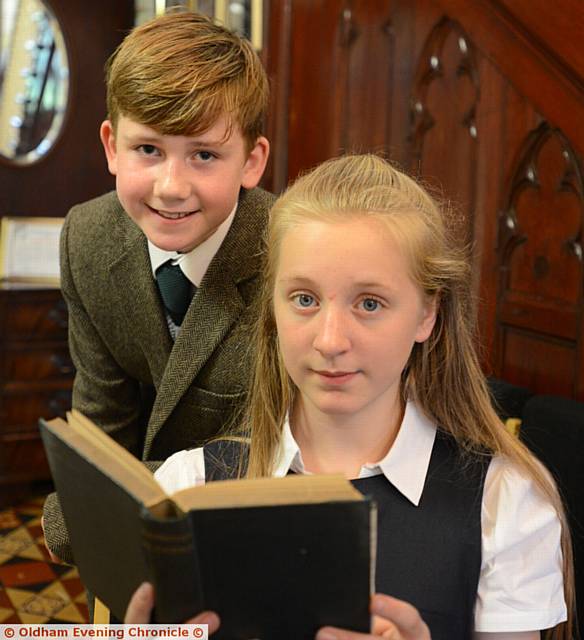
[410,17,479,242]
[500,328,577,398]
[264,0,584,400]
[262,0,292,194]
[0,288,73,495]
[496,123,583,396]
[286,0,345,181]
[429,0,584,157]
[496,0,584,89]
[340,3,394,155]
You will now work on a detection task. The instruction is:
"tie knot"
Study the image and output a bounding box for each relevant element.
[155,261,193,326]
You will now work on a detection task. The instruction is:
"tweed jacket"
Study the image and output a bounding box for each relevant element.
[44,186,275,562]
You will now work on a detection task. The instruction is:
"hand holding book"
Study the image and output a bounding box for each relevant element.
[124,583,431,640]
[125,583,220,631]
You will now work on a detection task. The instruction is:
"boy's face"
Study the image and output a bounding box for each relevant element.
[100,115,269,253]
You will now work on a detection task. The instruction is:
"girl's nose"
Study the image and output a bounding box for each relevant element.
[312,307,351,357]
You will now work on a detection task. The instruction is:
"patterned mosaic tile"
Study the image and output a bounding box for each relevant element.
[0,497,88,623]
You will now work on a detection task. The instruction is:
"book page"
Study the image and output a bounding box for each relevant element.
[171,473,364,512]
[43,414,166,508]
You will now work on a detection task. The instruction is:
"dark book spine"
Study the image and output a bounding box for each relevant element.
[140,505,205,623]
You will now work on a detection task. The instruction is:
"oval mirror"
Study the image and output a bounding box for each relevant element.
[0,0,69,165]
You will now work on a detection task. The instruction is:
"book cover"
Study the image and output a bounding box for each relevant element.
[40,412,375,638]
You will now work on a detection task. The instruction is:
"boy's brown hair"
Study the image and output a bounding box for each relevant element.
[105,10,268,150]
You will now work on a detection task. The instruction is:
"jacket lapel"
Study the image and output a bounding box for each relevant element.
[108,213,173,388]
[144,188,269,453]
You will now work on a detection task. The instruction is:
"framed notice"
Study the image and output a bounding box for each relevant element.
[0,217,64,285]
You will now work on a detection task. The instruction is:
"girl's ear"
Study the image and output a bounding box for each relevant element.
[414,295,438,343]
[241,136,270,189]
[100,120,118,176]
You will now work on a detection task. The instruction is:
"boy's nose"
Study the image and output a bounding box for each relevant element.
[154,160,192,202]
[312,308,351,357]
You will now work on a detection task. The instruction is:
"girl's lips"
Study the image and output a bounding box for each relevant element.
[313,370,358,385]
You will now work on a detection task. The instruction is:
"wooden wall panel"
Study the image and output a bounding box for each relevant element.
[263,0,584,400]
[500,329,577,398]
[497,124,584,396]
[427,0,584,157]
[339,3,394,155]
[286,0,345,184]
[495,0,584,90]
[410,18,479,242]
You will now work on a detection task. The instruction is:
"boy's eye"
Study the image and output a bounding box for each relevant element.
[196,150,215,161]
[292,294,316,308]
[138,144,158,156]
[360,298,380,312]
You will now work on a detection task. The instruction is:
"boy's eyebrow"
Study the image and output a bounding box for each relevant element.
[122,131,227,147]
[184,138,227,148]
[121,132,162,144]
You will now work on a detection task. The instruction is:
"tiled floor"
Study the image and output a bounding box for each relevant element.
[0,496,89,623]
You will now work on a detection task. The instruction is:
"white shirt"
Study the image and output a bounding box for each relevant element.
[148,204,237,339]
[155,400,567,633]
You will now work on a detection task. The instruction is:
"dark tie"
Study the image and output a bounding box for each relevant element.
[155,261,193,326]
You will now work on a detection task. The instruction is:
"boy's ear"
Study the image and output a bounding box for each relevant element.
[100,120,118,176]
[414,295,438,344]
[241,136,270,189]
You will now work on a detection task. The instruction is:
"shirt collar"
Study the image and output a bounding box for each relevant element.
[272,400,437,506]
[148,202,237,287]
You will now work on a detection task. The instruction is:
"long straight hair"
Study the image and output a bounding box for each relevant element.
[237,154,574,638]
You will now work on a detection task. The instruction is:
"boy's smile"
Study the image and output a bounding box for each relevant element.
[100,115,268,253]
[147,206,198,220]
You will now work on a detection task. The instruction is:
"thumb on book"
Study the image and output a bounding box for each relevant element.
[125,582,155,623]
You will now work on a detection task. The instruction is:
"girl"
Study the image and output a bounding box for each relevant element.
[130,154,573,639]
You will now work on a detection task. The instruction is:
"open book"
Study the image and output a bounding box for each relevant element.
[39,411,375,638]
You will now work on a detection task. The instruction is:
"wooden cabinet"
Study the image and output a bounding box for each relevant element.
[0,285,73,507]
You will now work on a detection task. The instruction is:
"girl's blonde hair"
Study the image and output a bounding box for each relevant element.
[239,154,574,638]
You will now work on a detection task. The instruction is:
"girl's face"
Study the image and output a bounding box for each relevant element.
[273,216,437,422]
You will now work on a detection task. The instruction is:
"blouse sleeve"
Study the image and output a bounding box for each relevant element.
[154,447,207,493]
[474,455,567,632]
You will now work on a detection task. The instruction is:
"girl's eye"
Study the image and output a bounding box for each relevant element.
[360,298,380,312]
[293,294,316,308]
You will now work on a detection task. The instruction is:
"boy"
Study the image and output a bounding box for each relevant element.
[43,10,273,563]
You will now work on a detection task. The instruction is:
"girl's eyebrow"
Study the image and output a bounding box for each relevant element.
[278,275,395,293]
[351,280,392,290]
